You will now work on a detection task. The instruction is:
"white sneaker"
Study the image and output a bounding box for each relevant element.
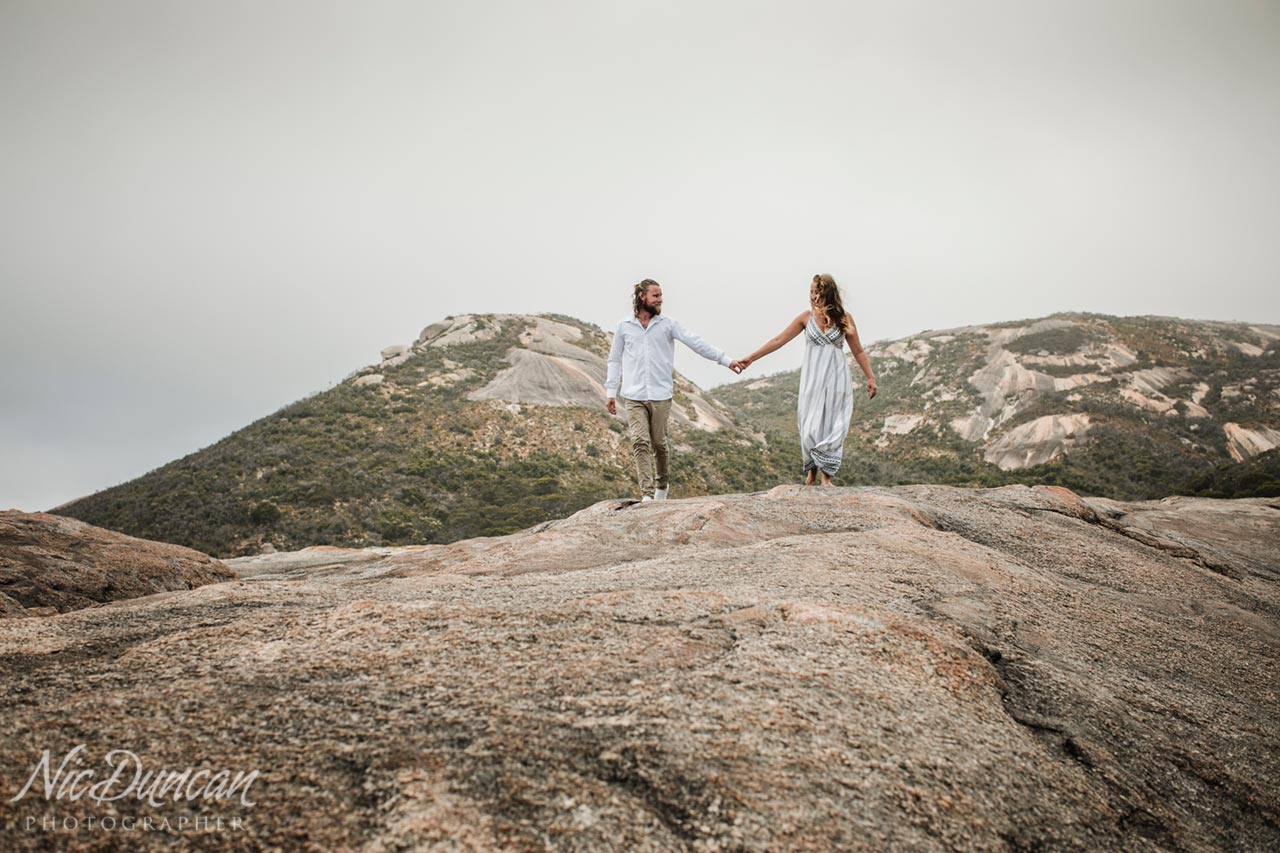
[641,495,653,502]
[653,487,669,501]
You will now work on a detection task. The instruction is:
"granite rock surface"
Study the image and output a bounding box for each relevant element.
[0,511,234,617]
[1,486,1277,851]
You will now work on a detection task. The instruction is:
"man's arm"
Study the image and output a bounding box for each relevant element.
[671,321,732,368]
[604,323,624,414]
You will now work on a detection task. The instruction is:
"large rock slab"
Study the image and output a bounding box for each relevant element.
[467,347,606,410]
[0,486,1276,851]
[983,413,1092,470]
[0,511,234,617]
[1224,422,1280,462]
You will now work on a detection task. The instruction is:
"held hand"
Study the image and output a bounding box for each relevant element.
[866,380,877,400]
[729,358,751,374]
[606,397,617,415]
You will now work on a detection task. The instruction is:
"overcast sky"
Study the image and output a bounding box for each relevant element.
[2,0,1278,512]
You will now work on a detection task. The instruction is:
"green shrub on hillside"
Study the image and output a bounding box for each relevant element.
[1186,449,1280,498]
[1006,325,1106,355]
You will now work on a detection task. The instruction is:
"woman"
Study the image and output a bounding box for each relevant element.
[732,274,877,485]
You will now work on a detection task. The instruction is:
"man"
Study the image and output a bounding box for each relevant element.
[604,279,740,501]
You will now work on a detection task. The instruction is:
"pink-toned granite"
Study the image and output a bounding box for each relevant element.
[1,486,1276,851]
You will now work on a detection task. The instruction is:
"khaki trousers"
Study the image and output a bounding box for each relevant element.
[623,398,671,498]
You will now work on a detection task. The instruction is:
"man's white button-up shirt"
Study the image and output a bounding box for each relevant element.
[604,314,731,401]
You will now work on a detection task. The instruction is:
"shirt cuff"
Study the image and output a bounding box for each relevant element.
[718,355,732,367]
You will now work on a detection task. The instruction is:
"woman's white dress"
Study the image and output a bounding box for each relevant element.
[798,315,854,476]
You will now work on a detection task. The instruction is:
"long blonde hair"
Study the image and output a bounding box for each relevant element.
[633,279,660,316]
[813,274,852,334]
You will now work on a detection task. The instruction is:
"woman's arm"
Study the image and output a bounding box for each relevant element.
[732,312,808,372]
[844,314,877,399]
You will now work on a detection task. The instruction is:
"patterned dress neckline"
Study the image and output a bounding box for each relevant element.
[804,315,844,348]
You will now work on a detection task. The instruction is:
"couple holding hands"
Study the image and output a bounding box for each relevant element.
[604,275,878,501]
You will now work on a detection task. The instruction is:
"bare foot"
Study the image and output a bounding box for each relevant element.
[820,473,833,487]
[804,470,817,486]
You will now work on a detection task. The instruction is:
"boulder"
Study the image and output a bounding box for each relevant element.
[419,314,513,348]
[381,344,411,361]
[882,414,924,436]
[381,344,413,368]
[467,348,606,409]
[983,414,1091,470]
[0,511,234,616]
[950,411,993,442]
[1224,422,1280,462]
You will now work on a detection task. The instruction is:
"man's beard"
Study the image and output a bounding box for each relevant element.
[645,302,662,315]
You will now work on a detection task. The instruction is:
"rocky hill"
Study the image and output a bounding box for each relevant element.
[710,313,1280,499]
[2,485,1277,850]
[55,314,789,558]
